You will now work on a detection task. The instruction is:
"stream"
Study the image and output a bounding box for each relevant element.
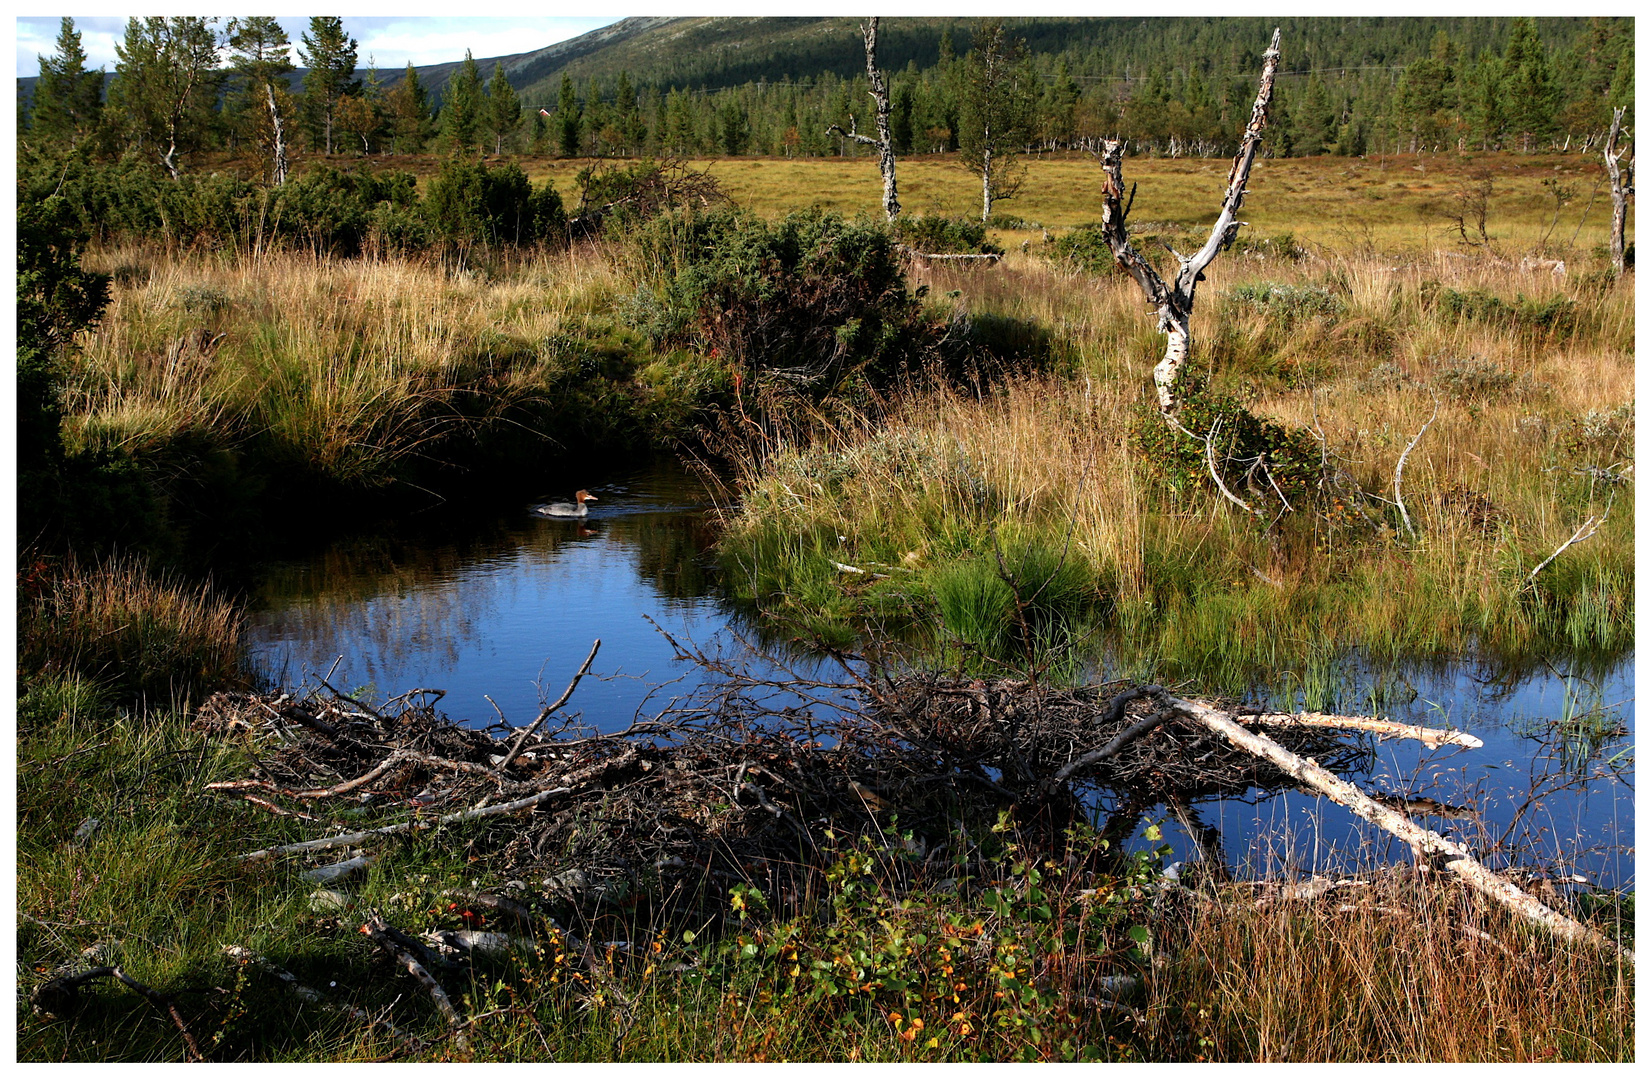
[243,458,1635,891]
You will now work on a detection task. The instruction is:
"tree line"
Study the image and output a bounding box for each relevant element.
[20,14,1634,182]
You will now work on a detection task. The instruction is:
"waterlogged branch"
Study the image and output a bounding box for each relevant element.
[1166,695,1631,958]
[1095,28,1281,420]
[1394,396,1440,536]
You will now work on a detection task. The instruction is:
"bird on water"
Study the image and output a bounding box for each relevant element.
[532,490,598,518]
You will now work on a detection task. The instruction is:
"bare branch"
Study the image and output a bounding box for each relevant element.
[1394,396,1440,536]
[499,639,601,771]
[1524,495,1614,589]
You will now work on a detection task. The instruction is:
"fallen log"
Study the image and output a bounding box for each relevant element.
[1244,711,1483,749]
[1167,695,1630,959]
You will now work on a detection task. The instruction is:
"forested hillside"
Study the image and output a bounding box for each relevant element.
[19,15,1633,170]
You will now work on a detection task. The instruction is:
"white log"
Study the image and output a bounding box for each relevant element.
[1167,695,1630,959]
[1247,710,1482,749]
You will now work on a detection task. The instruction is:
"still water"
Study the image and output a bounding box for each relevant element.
[244,458,1634,890]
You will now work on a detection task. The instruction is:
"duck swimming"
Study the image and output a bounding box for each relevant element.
[532,490,598,518]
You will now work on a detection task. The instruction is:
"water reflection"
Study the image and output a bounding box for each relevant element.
[245,458,1633,890]
[247,459,739,728]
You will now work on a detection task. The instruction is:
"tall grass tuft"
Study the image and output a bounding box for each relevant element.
[19,555,246,704]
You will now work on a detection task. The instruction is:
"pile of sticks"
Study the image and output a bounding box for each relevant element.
[194,635,1627,989]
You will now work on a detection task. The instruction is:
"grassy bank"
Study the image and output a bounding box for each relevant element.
[720,243,1633,687]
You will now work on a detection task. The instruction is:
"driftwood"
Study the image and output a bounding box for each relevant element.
[1165,694,1630,958]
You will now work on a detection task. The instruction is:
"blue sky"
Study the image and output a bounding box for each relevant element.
[16,16,625,78]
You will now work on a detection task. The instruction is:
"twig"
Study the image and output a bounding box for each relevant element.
[1524,494,1614,588]
[499,639,601,772]
[1394,396,1440,536]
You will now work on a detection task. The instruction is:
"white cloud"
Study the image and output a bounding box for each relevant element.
[16,15,619,79]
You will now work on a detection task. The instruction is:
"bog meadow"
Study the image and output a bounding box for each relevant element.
[15,15,1634,1062]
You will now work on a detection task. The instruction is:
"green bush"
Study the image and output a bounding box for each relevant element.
[1422,282,1576,335]
[425,158,566,250]
[892,215,1004,255]
[628,208,928,388]
[1130,376,1321,508]
[1221,281,1344,324]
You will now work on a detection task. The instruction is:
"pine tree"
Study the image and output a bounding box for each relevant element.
[485,62,521,155]
[300,16,358,154]
[1502,18,1558,151]
[226,17,294,181]
[440,51,483,153]
[557,75,582,157]
[1292,75,1338,156]
[32,17,104,147]
[958,19,1035,221]
[109,17,223,179]
[386,63,433,155]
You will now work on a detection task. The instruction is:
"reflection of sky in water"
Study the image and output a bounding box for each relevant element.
[246,464,740,732]
[246,461,1633,889]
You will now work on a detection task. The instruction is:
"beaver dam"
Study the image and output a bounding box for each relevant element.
[108,625,1607,1046]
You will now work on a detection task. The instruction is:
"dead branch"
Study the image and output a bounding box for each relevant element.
[363,914,466,1044]
[1394,396,1440,536]
[1244,710,1483,749]
[1165,694,1631,958]
[237,785,573,861]
[499,638,601,771]
[1525,494,1614,589]
[1604,108,1634,275]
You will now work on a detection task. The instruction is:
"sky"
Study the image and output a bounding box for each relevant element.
[15,15,625,79]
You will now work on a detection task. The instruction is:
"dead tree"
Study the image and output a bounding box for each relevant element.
[826,17,900,222]
[1095,28,1281,421]
[1604,107,1634,275]
[266,82,289,187]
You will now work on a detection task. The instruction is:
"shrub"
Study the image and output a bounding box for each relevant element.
[1222,281,1344,324]
[891,214,1003,256]
[1130,376,1321,508]
[425,158,566,250]
[1421,282,1576,335]
[628,208,928,388]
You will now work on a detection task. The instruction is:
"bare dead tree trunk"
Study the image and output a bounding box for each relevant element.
[825,17,901,222]
[266,82,289,187]
[982,140,993,221]
[1604,107,1634,275]
[1094,28,1281,420]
